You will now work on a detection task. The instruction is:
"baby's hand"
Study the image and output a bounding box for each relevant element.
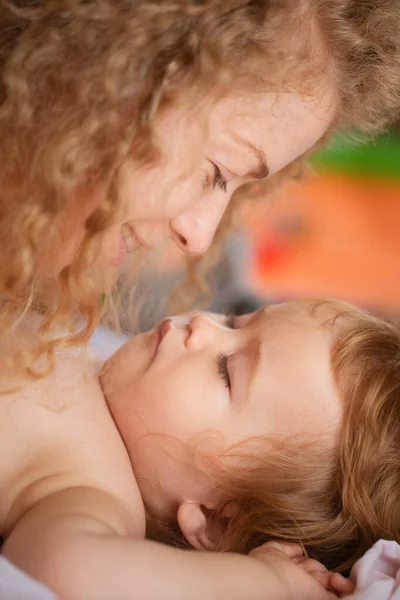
[291,551,354,596]
[248,541,354,600]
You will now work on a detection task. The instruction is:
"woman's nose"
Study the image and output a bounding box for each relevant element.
[170,197,229,255]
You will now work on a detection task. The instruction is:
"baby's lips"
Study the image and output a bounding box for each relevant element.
[159,318,173,342]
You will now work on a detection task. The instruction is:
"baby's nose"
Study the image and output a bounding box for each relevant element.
[185,314,220,350]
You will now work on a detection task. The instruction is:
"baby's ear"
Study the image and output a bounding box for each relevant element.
[177,501,239,551]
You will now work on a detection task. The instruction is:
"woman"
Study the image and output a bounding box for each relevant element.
[0,0,399,375]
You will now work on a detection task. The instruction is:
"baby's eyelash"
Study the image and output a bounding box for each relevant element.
[225,313,235,328]
[217,352,230,389]
[212,164,227,193]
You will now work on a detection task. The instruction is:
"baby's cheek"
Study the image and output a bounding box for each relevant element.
[132,384,186,439]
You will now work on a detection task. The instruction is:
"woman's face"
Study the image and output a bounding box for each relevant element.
[53,84,335,271]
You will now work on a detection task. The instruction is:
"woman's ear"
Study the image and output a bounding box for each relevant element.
[177,501,239,551]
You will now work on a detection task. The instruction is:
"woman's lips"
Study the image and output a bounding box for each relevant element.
[122,223,138,252]
[116,223,144,266]
[127,222,152,250]
[116,230,128,266]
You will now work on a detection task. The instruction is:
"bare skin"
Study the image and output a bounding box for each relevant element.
[0,306,352,600]
[44,85,335,274]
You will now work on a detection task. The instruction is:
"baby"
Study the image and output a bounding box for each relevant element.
[1,298,399,599]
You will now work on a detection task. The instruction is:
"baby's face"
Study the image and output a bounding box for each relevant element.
[101,299,343,518]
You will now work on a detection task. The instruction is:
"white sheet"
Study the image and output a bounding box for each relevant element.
[0,556,56,600]
[89,325,128,360]
[344,540,400,600]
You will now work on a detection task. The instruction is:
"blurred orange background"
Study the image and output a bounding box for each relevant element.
[243,133,400,315]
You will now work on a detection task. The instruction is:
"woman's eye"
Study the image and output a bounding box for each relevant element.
[212,163,228,193]
[216,352,230,389]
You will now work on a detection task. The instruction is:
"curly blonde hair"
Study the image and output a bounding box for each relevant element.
[0,0,400,376]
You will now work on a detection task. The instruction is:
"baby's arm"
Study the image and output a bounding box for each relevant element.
[3,487,337,600]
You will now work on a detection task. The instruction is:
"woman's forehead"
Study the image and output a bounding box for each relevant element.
[208,87,336,175]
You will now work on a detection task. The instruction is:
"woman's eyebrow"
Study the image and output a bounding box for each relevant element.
[230,132,270,180]
[245,146,270,180]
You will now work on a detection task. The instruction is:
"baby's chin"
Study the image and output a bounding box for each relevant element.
[98,332,155,395]
[98,359,113,399]
[99,350,118,381]
[98,343,128,395]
